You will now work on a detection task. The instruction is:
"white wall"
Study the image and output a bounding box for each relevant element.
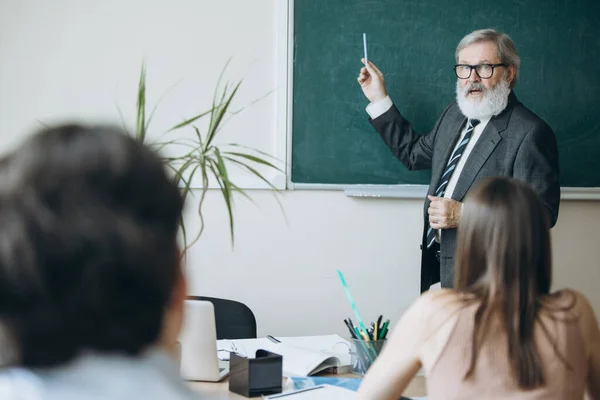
[186,190,600,337]
[1,0,599,339]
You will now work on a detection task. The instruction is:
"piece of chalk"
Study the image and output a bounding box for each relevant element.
[363,33,368,65]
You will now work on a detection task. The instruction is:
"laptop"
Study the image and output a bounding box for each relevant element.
[179,300,229,381]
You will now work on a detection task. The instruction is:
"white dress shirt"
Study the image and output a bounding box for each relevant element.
[366,96,491,241]
[366,95,490,199]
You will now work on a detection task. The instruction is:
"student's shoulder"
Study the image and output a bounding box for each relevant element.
[549,288,591,314]
[411,289,465,318]
[549,289,599,344]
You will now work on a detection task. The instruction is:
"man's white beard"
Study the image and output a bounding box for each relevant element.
[456,75,511,120]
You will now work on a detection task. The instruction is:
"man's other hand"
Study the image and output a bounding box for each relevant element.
[357,59,388,103]
[427,195,462,229]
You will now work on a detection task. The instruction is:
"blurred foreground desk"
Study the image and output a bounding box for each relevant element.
[188,375,427,399]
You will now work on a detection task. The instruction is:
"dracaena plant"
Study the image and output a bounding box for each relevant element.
[131,63,282,251]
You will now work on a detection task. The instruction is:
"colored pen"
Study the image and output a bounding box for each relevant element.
[360,330,370,342]
[379,320,390,340]
[343,319,358,339]
[266,335,281,344]
[368,323,375,340]
[337,270,369,335]
[373,321,379,341]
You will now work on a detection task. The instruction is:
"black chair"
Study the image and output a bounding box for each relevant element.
[187,296,257,339]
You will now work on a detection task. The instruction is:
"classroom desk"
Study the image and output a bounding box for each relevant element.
[188,374,427,399]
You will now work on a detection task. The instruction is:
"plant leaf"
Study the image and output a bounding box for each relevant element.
[145,78,183,133]
[192,125,205,152]
[206,157,254,203]
[167,108,214,133]
[178,212,188,259]
[222,156,286,216]
[225,143,281,161]
[207,164,235,247]
[208,153,235,247]
[222,156,278,190]
[227,88,275,116]
[136,64,147,142]
[115,105,131,136]
[222,151,283,172]
[206,80,242,147]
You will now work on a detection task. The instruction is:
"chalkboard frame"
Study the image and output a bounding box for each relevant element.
[283,0,600,200]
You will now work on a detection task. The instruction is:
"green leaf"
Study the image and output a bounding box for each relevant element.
[222,156,278,190]
[206,157,254,203]
[206,80,242,146]
[225,143,281,160]
[207,159,235,247]
[212,57,232,110]
[222,156,285,215]
[178,212,188,259]
[192,125,205,152]
[222,151,283,172]
[115,105,130,136]
[136,64,147,142]
[227,88,275,116]
[145,78,183,134]
[167,108,214,133]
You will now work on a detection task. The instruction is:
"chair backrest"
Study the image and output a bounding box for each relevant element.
[187,296,257,339]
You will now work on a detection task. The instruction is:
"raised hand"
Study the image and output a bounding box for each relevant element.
[357,59,388,103]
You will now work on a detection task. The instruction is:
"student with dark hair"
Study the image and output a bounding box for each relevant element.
[0,124,198,399]
[357,177,600,399]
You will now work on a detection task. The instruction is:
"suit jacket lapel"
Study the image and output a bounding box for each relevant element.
[429,111,467,196]
[450,123,502,201]
[450,92,519,201]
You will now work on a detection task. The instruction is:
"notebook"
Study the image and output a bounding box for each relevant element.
[217,335,351,377]
[179,300,229,382]
[287,376,362,392]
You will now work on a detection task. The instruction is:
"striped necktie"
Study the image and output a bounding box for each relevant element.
[426,118,480,249]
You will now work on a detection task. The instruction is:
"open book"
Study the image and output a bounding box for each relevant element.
[217,335,351,377]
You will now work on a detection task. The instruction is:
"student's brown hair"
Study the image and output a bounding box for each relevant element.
[454,177,552,388]
[0,124,183,368]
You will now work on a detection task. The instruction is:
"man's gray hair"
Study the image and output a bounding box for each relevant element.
[455,29,520,88]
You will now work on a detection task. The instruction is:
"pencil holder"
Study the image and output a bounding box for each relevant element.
[229,350,283,397]
[349,339,386,375]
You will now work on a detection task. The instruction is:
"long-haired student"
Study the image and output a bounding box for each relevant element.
[357,177,600,399]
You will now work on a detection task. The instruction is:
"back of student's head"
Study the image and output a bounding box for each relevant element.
[454,176,553,388]
[455,176,552,296]
[0,124,184,368]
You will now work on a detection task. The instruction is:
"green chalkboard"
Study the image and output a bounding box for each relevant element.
[291,0,600,187]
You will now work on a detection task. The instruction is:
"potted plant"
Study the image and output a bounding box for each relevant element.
[131,63,283,251]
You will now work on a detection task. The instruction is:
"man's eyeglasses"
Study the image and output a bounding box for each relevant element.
[454,63,506,79]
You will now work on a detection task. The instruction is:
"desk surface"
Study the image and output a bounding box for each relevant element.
[188,375,426,399]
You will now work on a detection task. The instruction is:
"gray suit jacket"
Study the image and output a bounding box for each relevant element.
[370,92,560,291]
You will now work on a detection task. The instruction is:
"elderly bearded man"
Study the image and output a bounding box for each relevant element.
[357,28,560,291]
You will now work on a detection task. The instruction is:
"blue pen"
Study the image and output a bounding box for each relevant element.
[336,270,369,335]
[337,270,377,360]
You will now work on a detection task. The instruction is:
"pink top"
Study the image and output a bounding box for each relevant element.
[427,301,588,399]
